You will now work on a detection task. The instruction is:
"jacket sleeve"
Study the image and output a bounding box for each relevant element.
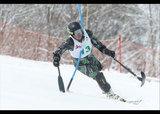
[86,29,110,54]
[53,38,74,59]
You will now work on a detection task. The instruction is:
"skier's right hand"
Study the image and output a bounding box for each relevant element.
[53,54,60,67]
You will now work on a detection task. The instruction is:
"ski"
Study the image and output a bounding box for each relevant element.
[105,90,142,105]
[107,96,142,105]
[68,90,142,105]
[126,99,142,105]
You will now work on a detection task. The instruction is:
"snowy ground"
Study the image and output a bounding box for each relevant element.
[0,55,159,110]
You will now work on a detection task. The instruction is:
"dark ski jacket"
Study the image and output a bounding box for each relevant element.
[54,29,112,70]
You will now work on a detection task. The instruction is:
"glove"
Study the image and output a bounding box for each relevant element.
[104,48,115,58]
[109,50,115,58]
[53,54,60,67]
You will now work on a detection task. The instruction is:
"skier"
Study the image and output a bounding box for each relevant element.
[53,21,125,101]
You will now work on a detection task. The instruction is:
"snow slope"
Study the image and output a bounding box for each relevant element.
[0,55,159,110]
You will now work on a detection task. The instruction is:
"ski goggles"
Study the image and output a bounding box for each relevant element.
[74,29,82,36]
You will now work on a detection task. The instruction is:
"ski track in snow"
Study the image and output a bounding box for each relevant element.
[0,55,159,110]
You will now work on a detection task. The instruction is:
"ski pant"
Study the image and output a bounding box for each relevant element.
[94,72,111,93]
[73,54,111,93]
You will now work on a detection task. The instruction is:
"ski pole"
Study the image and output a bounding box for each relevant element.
[53,52,65,92]
[57,66,65,92]
[112,57,146,87]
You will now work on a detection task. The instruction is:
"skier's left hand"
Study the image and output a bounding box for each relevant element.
[104,49,115,58]
[109,50,115,58]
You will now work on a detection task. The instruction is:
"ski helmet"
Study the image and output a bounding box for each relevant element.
[67,21,82,35]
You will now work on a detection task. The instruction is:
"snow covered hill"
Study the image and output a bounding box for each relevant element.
[0,55,159,110]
